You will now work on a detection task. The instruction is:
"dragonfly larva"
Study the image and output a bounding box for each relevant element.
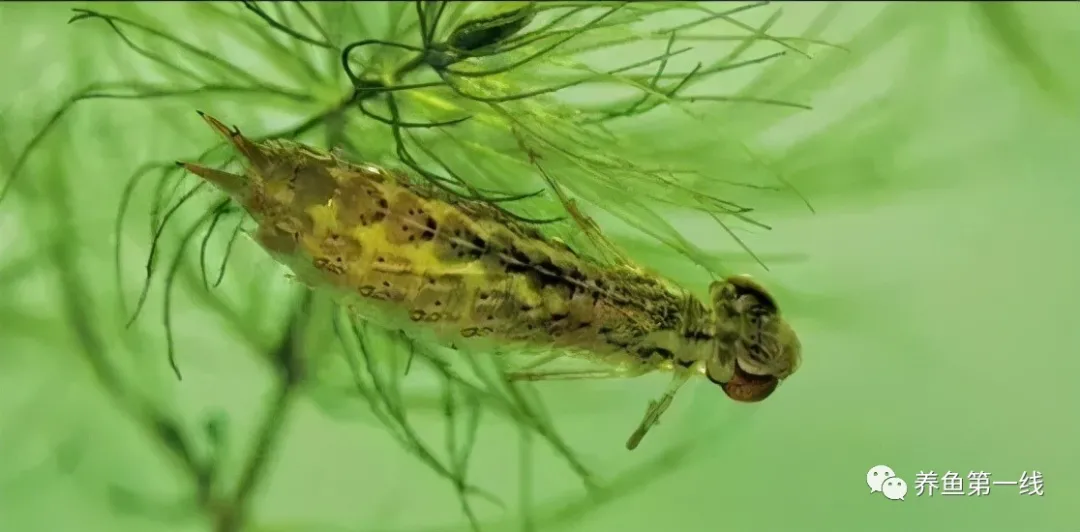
[179,112,802,450]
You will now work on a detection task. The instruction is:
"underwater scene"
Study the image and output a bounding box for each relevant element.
[0,2,1076,531]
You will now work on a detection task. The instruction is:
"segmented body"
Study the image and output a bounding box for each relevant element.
[169,110,806,456]
[181,115,803,450]
[238,139,712,369]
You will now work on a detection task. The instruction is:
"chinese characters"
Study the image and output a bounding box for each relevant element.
[913,470,1044,497]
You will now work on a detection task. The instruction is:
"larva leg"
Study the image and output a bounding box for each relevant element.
[565,198,631,263]
[511,351,565,372]
[506,368,629,382]
[625,371,693,451]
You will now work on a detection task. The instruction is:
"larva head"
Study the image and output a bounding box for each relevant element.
[705,275,801,403]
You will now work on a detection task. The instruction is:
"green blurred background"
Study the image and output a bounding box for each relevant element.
[1,2,1077,532]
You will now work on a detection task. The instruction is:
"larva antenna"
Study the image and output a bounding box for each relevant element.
[625,369,694,451]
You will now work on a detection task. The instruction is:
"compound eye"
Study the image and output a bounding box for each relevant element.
[720,363,779,403]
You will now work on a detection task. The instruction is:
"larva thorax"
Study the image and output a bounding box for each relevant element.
[180,114,801,404]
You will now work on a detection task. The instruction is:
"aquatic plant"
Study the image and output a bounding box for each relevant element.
[3,2,1077,532]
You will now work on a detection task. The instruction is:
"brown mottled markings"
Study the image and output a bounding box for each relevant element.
[336,180,387,227]
[238,135,686,352]
[410,273,467,318]
[291,158,338,207]
[432,210,490,264]
[313,257,346,276]
[383,189,433,246]
[185,122,817,456]
[370,275,417,304]
[181,119,722,365]
[312,232,363,278]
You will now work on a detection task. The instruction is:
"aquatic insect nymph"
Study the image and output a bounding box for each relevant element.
[179,112,802,450]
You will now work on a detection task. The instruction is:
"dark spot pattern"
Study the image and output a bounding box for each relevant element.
[336,181,387,228]
[429,211,482,262]
[384,191,433,246]
[318,232,363,271]
[235,138,704,357]
[359,267,417,304]
[312,257,346,275]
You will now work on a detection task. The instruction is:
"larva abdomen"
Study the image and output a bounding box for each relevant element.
[183,114,686,354]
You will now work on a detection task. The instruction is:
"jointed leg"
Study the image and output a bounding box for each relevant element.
[506,368,630,382]
[625,370,693,450]
[511,351,565,372]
